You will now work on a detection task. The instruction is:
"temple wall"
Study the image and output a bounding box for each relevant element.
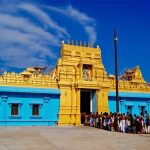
[109,81,150,92]
[108,91,150,115]
[0,86,60,126]
[0,73,57,88]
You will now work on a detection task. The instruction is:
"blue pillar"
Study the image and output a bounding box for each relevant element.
[120,99,125,114]
[1,95,8,121]
[43,97,50,121]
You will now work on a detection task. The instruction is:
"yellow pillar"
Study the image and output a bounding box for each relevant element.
[75,89,81,125]
[58,87,72,126]
[97,89,109,113]
[70,86,76,125]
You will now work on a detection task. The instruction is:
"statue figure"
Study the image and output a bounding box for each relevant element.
[83,65,89,80]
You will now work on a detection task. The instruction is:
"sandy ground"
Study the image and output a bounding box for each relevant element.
[0,126,150,150]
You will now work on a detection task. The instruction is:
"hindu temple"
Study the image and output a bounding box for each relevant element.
[0,41,150,126]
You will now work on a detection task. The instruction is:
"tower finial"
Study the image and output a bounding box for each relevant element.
[76,40,78,46]
[92,43,94,48]
[68,39,70,45]
[72,39,74,45]
[84,41,86,47]
[80,41,82,46]
[88,42,90,47]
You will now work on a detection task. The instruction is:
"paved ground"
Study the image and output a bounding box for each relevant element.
[0,126,150,150]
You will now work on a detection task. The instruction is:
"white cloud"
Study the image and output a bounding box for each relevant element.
[66,5,95,25]
[0,14,58,67]
[0,13,58,46]
[47,5,97,43]
[0,1,97,69]
[18,3,69,37]
[84,26,96,44]
[0,2,69,68]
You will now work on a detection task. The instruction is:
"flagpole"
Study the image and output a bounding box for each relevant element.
[114,27,119,112]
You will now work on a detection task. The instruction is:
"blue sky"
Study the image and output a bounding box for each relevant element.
[0,0,150,82]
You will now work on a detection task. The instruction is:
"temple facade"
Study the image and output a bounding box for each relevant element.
[0,41,150,126]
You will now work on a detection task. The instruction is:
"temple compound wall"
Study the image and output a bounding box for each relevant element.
[0,41,150,126]
[0,86,60,126]
[108,92,150,116]
[108,66,150,116]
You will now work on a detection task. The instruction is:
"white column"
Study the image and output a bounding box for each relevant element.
[90,91,92,112]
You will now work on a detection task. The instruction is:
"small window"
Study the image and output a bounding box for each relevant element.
[32,104,39,116]
[11,104,19,116]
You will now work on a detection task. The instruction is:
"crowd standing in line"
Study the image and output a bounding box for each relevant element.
[83,111,150,134]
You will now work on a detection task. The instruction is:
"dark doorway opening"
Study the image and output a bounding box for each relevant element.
[80,90,91,124]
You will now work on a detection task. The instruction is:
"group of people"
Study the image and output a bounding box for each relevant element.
[83,111,150,134]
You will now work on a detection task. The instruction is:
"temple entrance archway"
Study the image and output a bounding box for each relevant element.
[80,90,97,124]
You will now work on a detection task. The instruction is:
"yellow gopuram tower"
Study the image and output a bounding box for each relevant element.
[51,41,110,125]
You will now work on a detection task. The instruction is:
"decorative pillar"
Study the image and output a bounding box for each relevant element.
[70,86,76,125]
[58,86,72,125]
[43,97,50,120]
[76,89,80,125]
[80,64,83,79]
[1,95,8,120]
[120,99,125,114]
[97,89,109,113]
[43,97,50,105]
[92,66,95,80]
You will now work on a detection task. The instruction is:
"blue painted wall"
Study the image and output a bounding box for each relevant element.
[0,86,60,126]
[108,92,150,116]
